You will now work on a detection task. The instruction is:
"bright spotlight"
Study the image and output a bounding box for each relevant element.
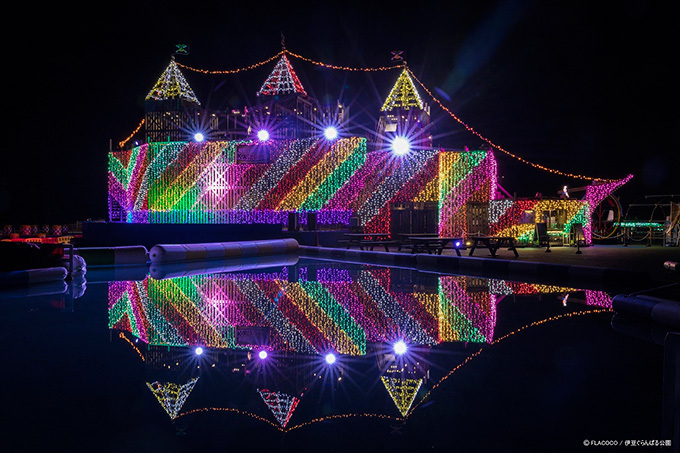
[393,340,408,355]
[258,350,268,360]
[323,126,338,140]
[391,136,411,155]
[325,353,337,365]
[195,347,204,356]
[257,129,270,141]
[194,132,205,142]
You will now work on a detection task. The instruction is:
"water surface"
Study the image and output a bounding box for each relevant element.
[0,256,666,452]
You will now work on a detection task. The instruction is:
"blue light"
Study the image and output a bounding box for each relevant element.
[258,350,268,360]
[393,340,408,355]
[325,353,337,365]
[391,136,411,155]
[194,132,205,142]
[257,129,270,141]
[195,347,204,356]
[323,126,338,140]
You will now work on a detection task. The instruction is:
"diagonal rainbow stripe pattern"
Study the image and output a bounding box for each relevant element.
[108,138,493,234]
[108,266,500,355]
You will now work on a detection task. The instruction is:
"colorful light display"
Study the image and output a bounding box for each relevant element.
[108,266,499,354]
[146,59,200,105]
[108,137,498,234]
[380,376,423,417]
[257,54,307,97]
[258,389,300,428]
[116,264,611,429]
[381,68,424,111]
[438,150,497,237]
[113,49,634,241]
[146,377,198,419]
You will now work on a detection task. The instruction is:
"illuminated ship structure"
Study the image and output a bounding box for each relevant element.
[109,260,612,426]
[109,51,633,243]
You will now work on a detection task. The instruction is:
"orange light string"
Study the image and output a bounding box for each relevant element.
[285,49,405,72]
[175,50,285,74]
[407,308,612,417]
[120,50,620,183]
[118,118,145,149]
[406,67,615,183]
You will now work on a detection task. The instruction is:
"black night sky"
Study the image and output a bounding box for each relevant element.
[2,0,678,225]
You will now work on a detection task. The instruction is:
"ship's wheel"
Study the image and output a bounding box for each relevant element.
[591,194,622,239]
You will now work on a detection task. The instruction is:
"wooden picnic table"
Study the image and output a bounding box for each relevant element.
[341,233,397,251]
[404,236,464,256]
[468,236,519,258]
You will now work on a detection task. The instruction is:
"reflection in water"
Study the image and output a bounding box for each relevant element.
[146,377,199,420]
[106,259,612,431]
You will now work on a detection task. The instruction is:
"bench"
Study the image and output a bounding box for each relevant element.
[468,236,518,258]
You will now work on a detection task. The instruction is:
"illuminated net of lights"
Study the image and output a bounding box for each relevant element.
[118,49,633,187]
[258,388,300,428]
[109,138,375,227]
[146,59,200,105]
[438,276,495,343]
[438,150,497,237]
[381,68,424,111]
[380,376,423,417]
[109,137,465,233]
[146,377,199,419]
[257,54,307,97]
[489,198,588,243]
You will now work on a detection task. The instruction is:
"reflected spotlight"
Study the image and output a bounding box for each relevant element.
[257,129,270,142]
[393,340,408,356]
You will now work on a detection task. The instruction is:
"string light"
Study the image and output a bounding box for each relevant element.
[177,406,283,430]
[406,68,617,182]
[119,49,628,186]
[257,54,307,96]
[146,377,199,419]
[285,49,403,72]
[438,150,497,237]
[118,118,144,149]
[175,51,285,75]
[408,308,612,416]
[381,68,424,111]
[146,59,200,105]
[258,388,300,428]
[380,376,423,416]
[108,269,613,429]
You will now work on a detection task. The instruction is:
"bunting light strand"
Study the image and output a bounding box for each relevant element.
[120,49,624,183]
[406,68,616,182]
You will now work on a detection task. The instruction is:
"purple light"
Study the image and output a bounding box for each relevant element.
[257,129,270,141]
[325,353,337,364]
[393,340,407,355]
[391,136,411,155]
[324,126,338,140]
[258,350,268,359]
[195,347,204,356]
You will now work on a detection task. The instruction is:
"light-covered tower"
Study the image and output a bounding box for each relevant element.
[250,53,318,140]
[376,68,432,151]
[144,58,210,142]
